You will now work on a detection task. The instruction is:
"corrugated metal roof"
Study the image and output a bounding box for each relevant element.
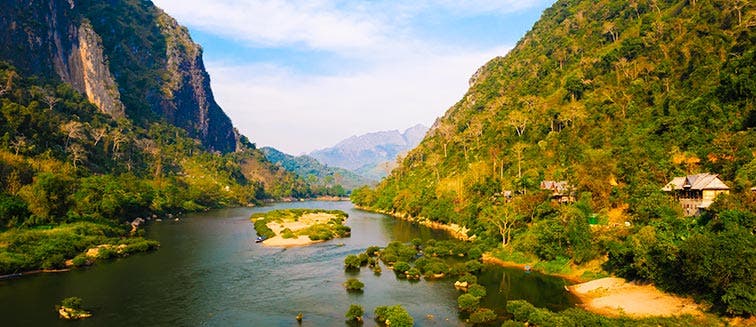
[662,173,729,191]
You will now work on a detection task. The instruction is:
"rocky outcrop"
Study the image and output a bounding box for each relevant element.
[76,20,125,118]
[0,0,237,152]
[154,12,235,153]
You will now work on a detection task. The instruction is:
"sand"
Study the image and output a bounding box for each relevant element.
[568,277,705,318]
[261,213,336,247]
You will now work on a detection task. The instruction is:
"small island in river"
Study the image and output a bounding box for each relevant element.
[250,209,351,247]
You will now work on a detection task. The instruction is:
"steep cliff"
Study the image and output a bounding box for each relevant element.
[0,0,235,152]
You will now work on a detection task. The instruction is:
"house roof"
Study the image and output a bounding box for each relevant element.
[540,180,570,193]
[662,173,730,191]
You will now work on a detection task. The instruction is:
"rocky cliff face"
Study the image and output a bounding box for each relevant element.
[0,0,236,152]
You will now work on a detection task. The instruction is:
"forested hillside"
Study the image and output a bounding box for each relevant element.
[0,0,314,274]
[262,147,373,194]
[353,0,755,315]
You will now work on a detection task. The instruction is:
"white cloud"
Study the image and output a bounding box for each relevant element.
[150,0,546,153]
[208,46,509,154]
[153,0,387,53]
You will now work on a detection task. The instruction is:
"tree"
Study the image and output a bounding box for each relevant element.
[374,305,413,327]
[10,136,28,155]
[18,172,76,224]
[482,204,521,247]
[61,121,85,147]
[32,86,60,111]
[457,293,480,312]
[66,143,87,169]
[344,278,364,291]
[345,304,364,323]
[344,254,362,270]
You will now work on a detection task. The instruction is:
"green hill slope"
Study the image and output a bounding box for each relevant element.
[354,0,755,315]
[262,147,373,193]
[0,1,313,274]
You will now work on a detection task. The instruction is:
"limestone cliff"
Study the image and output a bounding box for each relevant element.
[0,0,237,152]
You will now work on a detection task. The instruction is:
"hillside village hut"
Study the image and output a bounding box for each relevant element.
[540,180,574,203]
[662,173,729,216]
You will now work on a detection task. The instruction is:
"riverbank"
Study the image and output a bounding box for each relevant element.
[353,206,470,240]
[568,277,705,318]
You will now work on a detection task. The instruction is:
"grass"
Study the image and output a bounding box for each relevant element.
[0,222,159,274]
[250,209,350,241]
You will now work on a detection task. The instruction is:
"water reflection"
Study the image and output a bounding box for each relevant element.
[0,201,575,326]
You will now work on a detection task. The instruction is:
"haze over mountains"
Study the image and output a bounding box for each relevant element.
[309,124,429,180]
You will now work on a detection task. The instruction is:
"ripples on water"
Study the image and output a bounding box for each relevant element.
[0,201,574,326]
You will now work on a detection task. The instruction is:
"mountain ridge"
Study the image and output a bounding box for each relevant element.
[310,124,428,173]
[261,147,373,192]
[0,0,236,152]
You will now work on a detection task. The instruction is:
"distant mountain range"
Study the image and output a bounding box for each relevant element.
[310,124,429,180]
[261,147,374,191]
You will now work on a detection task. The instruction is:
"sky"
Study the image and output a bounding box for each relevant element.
[151,0,554,155]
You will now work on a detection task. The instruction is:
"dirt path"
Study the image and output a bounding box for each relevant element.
[568,277,705,318]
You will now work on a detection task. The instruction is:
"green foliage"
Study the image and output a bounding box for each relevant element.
[344,254,362,271]
[0,222,157,274]
[352,0,756,316]
[344,278,364,291]
[457,293,480,312]
[345,304,364,322]
[261,147,370,192]
[393,261,410,274]
[457,274,477,285]
[533,257,571,275]
[60,297,83,310]
[467,284,487,298]
[365,246,381,256]
[252,219,275,239]
[468,308,497,324]
[505,300,717,326]
[373,305,413,327]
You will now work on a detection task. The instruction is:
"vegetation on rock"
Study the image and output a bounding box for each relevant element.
[352,0,755,316]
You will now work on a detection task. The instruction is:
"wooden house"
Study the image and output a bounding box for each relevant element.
[662,173,729,216]
[540,180,574,204]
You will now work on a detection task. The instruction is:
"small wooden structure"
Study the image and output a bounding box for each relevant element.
[662,173,729,216]
[540,180,574,203]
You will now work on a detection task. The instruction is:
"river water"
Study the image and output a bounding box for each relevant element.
[0,201,574,326]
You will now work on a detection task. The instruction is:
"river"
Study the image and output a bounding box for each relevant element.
[0,201,574,326]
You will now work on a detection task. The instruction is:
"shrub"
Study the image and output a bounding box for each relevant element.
[357,253,369,266]
[467,284,487,298]
[405,267,421,279]
[374,305,413,327]
[344,254,362,271]
[365,246,381,256]
[281,228,295,239]
[467,246,483,260]
[252,219,274,239]
[61,297,83,310]
[344,278,364,291]
[71,254,88,267]
[345,304,364,322]
[468,308,497,324]
[464,260,483,273]
[393,261,410,274]
[457,274,477,285]
[457,293,480,312]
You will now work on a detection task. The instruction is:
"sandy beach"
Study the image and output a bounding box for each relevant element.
[568,277,705,318]
[262,212,338,247]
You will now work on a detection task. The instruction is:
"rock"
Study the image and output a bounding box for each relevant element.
[58,307,92,320]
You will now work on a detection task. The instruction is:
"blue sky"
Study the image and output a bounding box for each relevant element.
[151,0,554,154]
